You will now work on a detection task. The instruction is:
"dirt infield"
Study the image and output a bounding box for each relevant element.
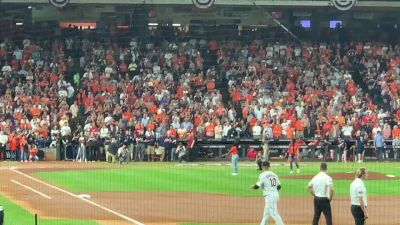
[284,172,398,180]
[0,162,399,225]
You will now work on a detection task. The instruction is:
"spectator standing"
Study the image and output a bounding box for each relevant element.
[60,122,72,160]
[8,132,18,161]
[0,131,7,160]
[0,204,3,225]
[252,121,262,140]
[228,142,239,176]
[227,122,239,139]
[135,129,146,161]
[164,131,177,162]
[75,136,86,163]
[392,125,400,160]
[350,167,368,225]
[307,163,334,225]
[262,138,270,162]
[355,131,365,163]
[374,130,385,161]
[288,139,300,174]
[145,129,156,162]
[19,134,28,162]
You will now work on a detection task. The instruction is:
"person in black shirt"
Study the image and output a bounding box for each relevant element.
[135,129,146,161]
[227,122,239,139]
[0,204,3,225]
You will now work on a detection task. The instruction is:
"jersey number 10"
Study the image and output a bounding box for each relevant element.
[269,178,277,187]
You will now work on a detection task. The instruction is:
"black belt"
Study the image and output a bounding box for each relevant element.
[351,205,366,208]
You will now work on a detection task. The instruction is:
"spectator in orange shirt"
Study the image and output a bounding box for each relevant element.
[8,133,19,161]
[272,122,283,139]
[286,126,295,140]
[228,141,239,175]
[205,122,215,139]
[392,125,400,160]
[19,134,28,162]
[288,138,300,174]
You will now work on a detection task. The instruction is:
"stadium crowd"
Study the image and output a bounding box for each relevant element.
[0,27,399,163]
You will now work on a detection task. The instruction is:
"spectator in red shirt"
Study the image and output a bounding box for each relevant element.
[288,138,301,174]
[228,142,239,176]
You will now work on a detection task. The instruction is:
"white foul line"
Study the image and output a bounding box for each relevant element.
[10,168,145,225]
[11,179,52,200]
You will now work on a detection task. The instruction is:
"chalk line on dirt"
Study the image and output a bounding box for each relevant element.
[10,168,145,225]
[11,179,52,199]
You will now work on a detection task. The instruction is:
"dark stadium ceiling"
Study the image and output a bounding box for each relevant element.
[0,1,399,24]
[1,0,400,7]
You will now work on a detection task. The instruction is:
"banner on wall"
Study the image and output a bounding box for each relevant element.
[49,0,71,8]
[192,0,216,9]
[331,0,357,11]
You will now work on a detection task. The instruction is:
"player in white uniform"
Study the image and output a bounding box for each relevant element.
[251,161,285,225]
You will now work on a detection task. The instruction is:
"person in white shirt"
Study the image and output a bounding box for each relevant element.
[307,163,334,225]
[252,122,262,139]
[0,130,8,160]
[75,135,86,163]
[350,167,368,225]
[251,161,284,225]
[222,122,231,138]
[60,122,71,137]
[341,123,353,138]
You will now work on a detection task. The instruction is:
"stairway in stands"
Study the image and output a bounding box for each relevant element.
[202,48,231,105]
[351,63,385,109]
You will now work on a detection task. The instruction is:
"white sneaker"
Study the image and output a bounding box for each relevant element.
[297,169,300,174]
[232,173,238,176]
[290,170,293,174]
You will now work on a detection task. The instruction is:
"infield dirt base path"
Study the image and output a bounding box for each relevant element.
[0,162,398,225]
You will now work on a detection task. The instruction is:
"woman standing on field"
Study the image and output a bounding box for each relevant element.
[228,141,239,176]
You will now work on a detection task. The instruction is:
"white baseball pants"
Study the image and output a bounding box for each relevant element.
[261,193,284,225]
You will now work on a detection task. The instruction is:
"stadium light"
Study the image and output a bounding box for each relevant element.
[172,23,181,27]
[15,22,24,26]
[148,23,158,26]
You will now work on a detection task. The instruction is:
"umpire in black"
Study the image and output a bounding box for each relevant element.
[307,163,334,225]
[0,204,4,225]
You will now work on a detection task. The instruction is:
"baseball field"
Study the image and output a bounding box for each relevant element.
[0,160,399,225]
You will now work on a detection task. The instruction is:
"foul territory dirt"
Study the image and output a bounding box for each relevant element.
[0,162,398,225]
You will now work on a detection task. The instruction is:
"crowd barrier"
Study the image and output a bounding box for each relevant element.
[194,138,399,161]
[34,138,399,162]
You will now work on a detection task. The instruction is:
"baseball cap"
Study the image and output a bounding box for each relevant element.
[262,161,270,167]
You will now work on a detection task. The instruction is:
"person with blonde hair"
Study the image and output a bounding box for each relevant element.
[350,168,368,225]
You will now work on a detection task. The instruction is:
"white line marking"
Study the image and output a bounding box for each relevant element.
[10,168,144,225]
[78,194,91,199]
[386,174,396,178]
[11,179,52,200]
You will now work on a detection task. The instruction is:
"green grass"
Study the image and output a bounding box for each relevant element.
[34,161,400,197]
[0,194,98,225]
[181,223,256,225]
